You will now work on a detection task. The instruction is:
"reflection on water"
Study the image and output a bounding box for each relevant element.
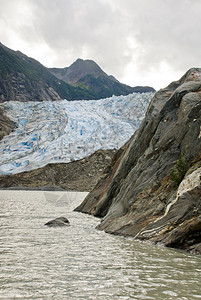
[0,190,201,299]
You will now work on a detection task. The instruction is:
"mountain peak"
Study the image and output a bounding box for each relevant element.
[68,58,106,81]
[75,58,83,62]
[49,57,155,96]
[49,58,107,85]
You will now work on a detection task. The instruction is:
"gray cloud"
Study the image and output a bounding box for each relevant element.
[32,0,132,76]
[125,0,201,70]
[0,0,201,89]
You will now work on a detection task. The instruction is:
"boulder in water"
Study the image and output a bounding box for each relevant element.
[44,217,70,227]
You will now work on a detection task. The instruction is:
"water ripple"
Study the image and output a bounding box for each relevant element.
[0,190,201,299]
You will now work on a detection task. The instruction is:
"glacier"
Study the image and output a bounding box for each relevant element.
[0,93,153,175]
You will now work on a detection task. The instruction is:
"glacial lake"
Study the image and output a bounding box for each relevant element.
[0,190,201,299]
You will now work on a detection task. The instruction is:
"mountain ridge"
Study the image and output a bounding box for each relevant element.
[0,42,155,102]
[49,58,155,98]
[0,42,95,102]
[49,58,108,84]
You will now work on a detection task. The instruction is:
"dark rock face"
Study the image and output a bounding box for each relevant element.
[0,149,116,191]
[0,43,66,102]
[0,107,14,140]
[75,68,201,254]
[45,217,70,227]
[0,72,62,102]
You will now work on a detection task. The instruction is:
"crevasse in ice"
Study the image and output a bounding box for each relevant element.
[0,93,153,174]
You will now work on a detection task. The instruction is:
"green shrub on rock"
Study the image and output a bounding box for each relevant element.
[170,154,188,187]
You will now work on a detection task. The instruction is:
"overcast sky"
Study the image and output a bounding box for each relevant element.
[0,0,200,90]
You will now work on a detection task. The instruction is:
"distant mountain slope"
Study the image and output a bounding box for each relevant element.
[49,58,155,99]
[50,58,107,84]
[0,43,96,102]
[0,42,155,102]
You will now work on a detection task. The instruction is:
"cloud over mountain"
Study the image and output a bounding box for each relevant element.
[0,0,201,89]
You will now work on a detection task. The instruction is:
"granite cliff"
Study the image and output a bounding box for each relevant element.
[75,68,201,254]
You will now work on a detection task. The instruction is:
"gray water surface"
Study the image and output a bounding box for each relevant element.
[0,190,201,299]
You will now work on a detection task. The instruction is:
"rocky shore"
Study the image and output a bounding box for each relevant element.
[0,149,116,191]
[75,68,201,254]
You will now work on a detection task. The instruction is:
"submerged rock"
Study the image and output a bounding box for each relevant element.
[75,68,201,254]
[45,217,70,227]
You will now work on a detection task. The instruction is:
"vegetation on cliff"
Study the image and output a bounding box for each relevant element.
[170,154,188,187]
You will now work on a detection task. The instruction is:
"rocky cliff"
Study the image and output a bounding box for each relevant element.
[75,68,201,254]
[0,107,14,140]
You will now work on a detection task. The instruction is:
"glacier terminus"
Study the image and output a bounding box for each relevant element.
[0,93,153,175]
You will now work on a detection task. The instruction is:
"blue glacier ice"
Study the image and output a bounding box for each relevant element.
[0,93,153,174]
